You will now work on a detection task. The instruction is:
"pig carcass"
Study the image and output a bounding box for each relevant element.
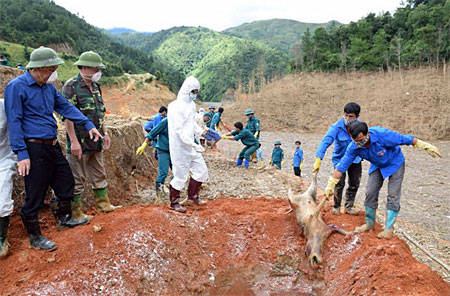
[288,173,349,268]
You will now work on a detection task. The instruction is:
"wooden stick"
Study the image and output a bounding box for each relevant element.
[399,230,450,273]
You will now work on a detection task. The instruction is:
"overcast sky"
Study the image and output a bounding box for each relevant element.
[53,0,403,32]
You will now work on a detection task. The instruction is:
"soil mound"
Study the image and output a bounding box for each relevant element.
[1,199,449,295]
[224,68,450,140]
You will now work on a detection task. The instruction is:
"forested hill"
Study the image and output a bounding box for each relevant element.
[113,26,289,101]
[0,0,179,90]
[223,19,341,56]
[292,0,450,71]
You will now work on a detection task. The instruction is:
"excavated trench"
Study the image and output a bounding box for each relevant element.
[2,116,449,295]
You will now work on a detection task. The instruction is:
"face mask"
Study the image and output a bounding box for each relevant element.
[91,71,102,82]
[189,93,197,101]
[355,135,369,147]
[46,70,58,83]
[344,118,356,126]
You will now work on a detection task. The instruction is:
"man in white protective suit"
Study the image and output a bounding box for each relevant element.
[168,76,208,213]
[0,99,17,257]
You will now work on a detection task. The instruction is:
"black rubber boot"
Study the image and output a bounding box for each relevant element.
[169,185,186,213]
[51,199,89,228]
[20,213,57,251]
[0,216,10,257]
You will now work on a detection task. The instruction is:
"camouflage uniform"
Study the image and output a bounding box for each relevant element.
[62,73,115,214]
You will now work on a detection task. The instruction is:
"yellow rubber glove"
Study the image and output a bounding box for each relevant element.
[221,135,230,140]
[324,176,339,198]
[254,131,259,138]
[312,158,321,173]
[269,158,272,165]
[413,139,442,158]
[281,160,285,167]
[300,161,303,170]
[136,142,148,155]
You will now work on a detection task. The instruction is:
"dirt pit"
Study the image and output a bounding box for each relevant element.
[2,198,449,295]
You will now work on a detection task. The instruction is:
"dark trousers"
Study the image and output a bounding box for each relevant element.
[293,167,301,177]
[22,142,74,218]
[238,144,260,161]
[334,162,362,209]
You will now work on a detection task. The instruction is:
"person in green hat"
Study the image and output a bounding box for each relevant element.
[270,141,284,169]
[204,105,216,128]
[4,47,103,251]
[62,51,120,220]
[245,109,260,139]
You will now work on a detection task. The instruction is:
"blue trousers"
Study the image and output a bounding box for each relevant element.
[272,161,281,169]
[155,149,171,184]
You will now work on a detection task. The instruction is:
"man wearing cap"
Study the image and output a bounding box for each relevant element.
[204,105,216,128]
[245,109,260,139]
[4,47,102,251]
[62,51,120,221]
[270,141,284,169]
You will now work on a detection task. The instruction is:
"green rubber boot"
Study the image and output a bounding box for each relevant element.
[354,206,376,233]
[71,194,93,222]
[94,188,121,213]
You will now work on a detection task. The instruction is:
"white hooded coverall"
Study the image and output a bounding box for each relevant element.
[168,76,208,191]
[0,99,16,217]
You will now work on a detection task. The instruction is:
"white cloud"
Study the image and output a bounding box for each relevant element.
[53,0,402,32]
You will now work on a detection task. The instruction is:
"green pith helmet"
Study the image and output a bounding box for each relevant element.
[26,47,64,69]
[208,104,216,110]
[274,140,281,145]
[74,51,106,69]
[245,109,254,115]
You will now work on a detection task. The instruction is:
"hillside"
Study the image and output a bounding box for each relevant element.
[0,0,173,86]
[223,18,341,55]
[114,26,289,101]
[223,67,450,141]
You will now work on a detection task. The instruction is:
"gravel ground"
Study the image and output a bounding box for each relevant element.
[217,131,450,282]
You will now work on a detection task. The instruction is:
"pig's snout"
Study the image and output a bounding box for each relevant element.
[306,238,323,269]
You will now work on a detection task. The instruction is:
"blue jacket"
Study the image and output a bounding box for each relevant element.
[210,112,221,130]
[146,117,169,152]
[231,129,259,146]
[4,71,94,161]
[293,147,303,167]
[144,113,163,132]
[316,118,361,167]
[336,127,414,179]
[271,147,284,163]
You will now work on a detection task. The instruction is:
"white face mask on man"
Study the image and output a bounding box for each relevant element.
[91,71,102,82]
[46,70,58,83]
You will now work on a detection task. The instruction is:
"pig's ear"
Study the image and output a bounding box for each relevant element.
[288,199,298,211]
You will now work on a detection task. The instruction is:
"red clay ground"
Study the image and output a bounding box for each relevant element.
[1,198,449,295]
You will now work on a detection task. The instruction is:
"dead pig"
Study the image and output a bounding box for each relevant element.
[288,173,348,268]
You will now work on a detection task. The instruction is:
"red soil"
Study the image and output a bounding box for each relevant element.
[1,198,449,295]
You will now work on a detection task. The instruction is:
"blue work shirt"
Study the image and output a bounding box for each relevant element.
[336,127,414,179]
[293,147,303,167]
[316,118,362,167]
[231,129,259,147]
[210,112,221,131]
[271,147,284,163]
[4,71,94,161]
[144,113,163,132]
[146,117,169,152]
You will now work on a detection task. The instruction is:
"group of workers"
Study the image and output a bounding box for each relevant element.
[0,46,443,259]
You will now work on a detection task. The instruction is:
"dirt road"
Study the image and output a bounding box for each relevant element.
[217,131,450,282]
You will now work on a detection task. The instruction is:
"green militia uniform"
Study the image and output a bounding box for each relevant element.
[62,74,114,213]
